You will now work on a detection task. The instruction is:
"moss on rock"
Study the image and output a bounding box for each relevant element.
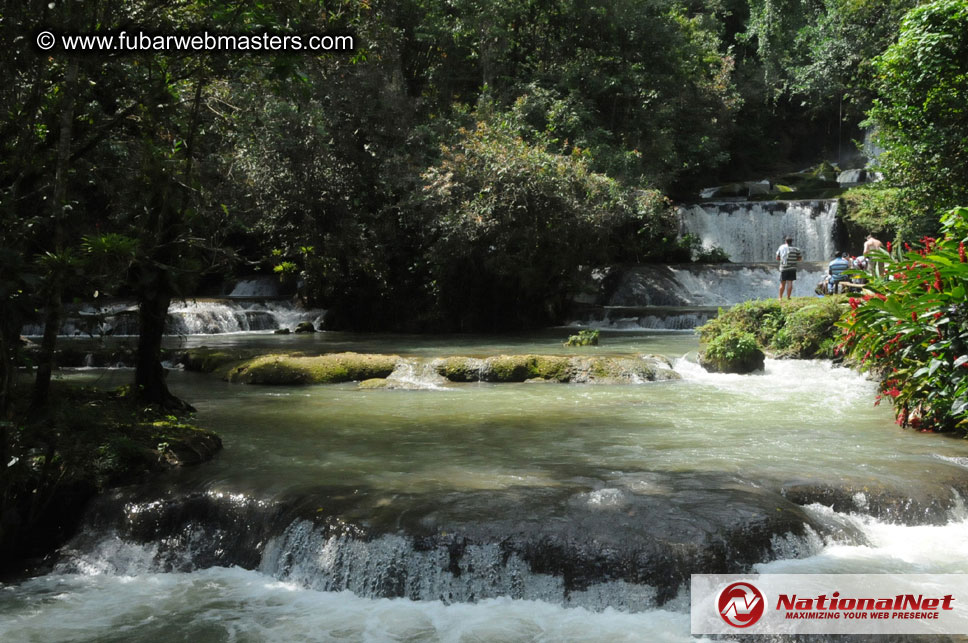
[225,352,398,385]
[216,351,679,386]
[442,354,678,383]
[435,356,488,382]
[182,347,258,375]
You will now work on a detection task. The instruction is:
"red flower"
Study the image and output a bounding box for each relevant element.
[911,311,917,322]
[850,297,859,310]
[887,241,893,252]
[905,242,912,251]
[934,269,943,292]
[960,241,966,263]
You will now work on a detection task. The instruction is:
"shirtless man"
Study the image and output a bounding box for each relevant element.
[864,234,884,276]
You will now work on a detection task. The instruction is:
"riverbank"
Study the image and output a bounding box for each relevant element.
[0,384,221,574]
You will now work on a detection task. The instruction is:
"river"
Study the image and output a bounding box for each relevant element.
[3,330,968,642]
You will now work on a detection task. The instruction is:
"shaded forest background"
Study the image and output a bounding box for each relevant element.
[1,0,967,410]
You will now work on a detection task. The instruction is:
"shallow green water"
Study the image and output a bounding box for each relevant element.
[61,331,968,501]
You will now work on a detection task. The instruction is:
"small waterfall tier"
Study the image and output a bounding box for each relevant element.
[227,276,283,299]
[606,263,827,308]
[23,299,325,337]
[678,200,838,263]
[572,263,829,329]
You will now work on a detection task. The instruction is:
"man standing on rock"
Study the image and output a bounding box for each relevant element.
[775,236,802,299]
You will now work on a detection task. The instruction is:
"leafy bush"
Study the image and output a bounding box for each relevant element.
[838,206,968,432]
[565,329,600,347]
[699,297,846,359]
[704,328,760,363]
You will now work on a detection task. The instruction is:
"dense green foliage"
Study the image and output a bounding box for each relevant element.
[421,120,677,329]
[838,208,968,433]
[866,0,968,238]
[699,297,846,359]
[839,185,904,238]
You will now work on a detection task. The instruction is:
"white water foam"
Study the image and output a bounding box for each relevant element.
[673,356,878,414]
[228,276,282,298]
[756,498,968,574]
[258,524,658,613]
[0,567,706,643]
[386,359,450,390]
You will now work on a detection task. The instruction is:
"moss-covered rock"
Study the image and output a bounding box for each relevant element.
[434,356,488,382]
[225,352,398,385]
[181,348,257,377]
[433,354,679,383]
[214,351,679,386]
[294,321,317,333]
[576,356,671,383]
[482,355,576,382]
[486,355,539,382]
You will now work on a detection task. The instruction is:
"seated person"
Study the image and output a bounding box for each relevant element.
[827,251,850,293]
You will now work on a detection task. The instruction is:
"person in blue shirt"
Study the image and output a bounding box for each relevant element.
[827,251,850,294]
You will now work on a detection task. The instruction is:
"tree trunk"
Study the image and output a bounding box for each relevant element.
[31,57,79,412]
[134,287,193,411]
[132,78,205,412]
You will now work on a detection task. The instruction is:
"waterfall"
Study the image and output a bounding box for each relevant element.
[604,263,827,308]
[678,200,838,263]
[227,276,282,298]
[22,299,326,337]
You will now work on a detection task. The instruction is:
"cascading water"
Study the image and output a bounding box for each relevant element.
[570,263,828,330]
[573,200,842,330]
[21,299,325,337]
[227,276,283,298]
[677,200,838,263]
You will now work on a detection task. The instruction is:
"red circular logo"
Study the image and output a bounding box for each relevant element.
[717,581,765,628]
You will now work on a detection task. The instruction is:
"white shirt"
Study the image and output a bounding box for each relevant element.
[776,243,801,269]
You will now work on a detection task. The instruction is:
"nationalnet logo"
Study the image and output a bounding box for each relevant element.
[718,581,765,627]
[693,574,968,635]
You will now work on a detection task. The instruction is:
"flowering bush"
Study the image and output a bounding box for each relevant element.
[838,207,968,432]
